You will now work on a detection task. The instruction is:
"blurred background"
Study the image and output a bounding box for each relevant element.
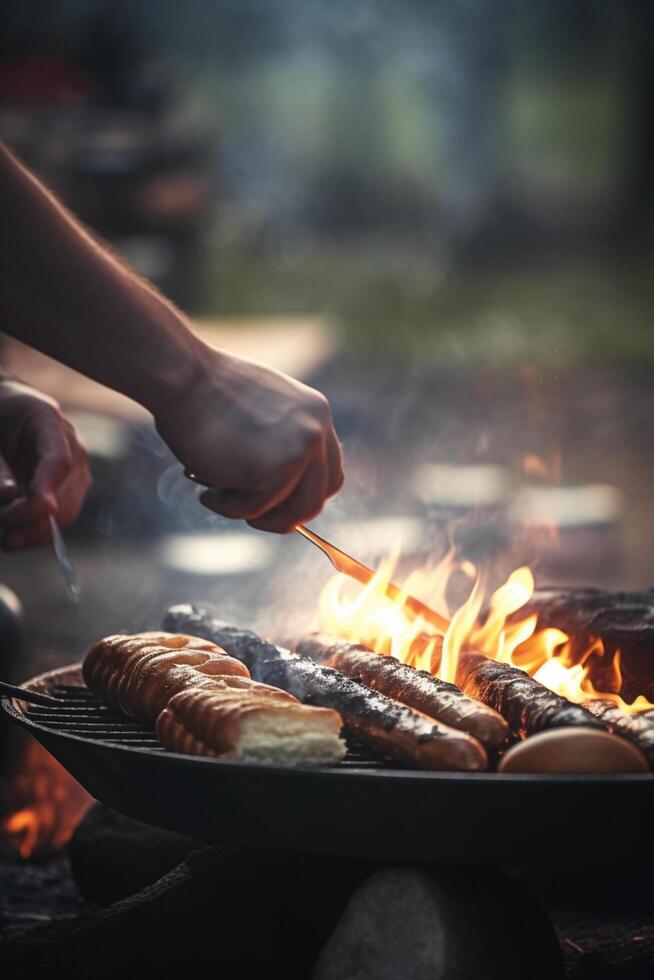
[1,0,654,674]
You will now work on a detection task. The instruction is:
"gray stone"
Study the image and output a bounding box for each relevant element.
[313,866,563,980]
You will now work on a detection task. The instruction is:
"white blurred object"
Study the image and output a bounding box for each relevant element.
[413,464,510,509]
[512,484,622,528]
[159,532,273,576]
[65,411,130,461]
[326,516,423,561]
[196,316,337,381]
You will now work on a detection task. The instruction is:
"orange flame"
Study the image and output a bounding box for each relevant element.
[522,451,562,484]
[316,548,654,715]
[0,739,91,859]
[317,548,479,676]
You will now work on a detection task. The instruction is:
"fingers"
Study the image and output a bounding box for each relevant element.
[3,518,51,553]
[0,412,91,547]
[325,428,344,498]
[49,462,92,530]
[198,430,321,523]
[248,446,330,534]
[250,431,342,533]
[199,469,302,523]
[30,416,77,508]
[199,429,343,534]
[0,490,55,530]
[0,417,71,529]
[0,464,91,550]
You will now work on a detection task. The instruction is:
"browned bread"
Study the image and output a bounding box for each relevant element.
[83,632,345,766]
[83,631,250,723]
[157,679,346,765]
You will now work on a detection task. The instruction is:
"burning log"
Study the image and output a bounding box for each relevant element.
[292,633,508,751]
[164,605,488,771]
[582,699,654,768]
[518,587,654,700]
[455,652,605,741]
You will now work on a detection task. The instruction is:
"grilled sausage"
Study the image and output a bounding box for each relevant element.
[293,633,508,751]
[456,651,605,740]
[164,605,488,771]
[582,699,654,768]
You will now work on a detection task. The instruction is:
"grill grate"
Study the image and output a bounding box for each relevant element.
[23,684,397,769]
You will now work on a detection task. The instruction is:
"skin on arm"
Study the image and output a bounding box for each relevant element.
[0,142,343,533]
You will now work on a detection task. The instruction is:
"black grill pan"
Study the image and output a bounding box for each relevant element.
[3,665,653,867]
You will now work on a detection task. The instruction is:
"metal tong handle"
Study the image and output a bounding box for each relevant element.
[184,469,450,634]
[0,680,65,707]
[49,514,81,602]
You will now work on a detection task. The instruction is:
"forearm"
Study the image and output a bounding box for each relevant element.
[0,146,343,532]
[0,142,207,417]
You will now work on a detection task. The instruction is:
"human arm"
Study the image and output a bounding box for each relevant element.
[0,142,343,532]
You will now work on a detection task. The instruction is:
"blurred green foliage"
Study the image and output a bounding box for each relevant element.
[201,244,654,366]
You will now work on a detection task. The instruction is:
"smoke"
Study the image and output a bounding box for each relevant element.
[156,463,209,530]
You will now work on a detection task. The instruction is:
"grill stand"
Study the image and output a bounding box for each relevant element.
[2,667,654,976]
[3,803,564,980]
[3,668,653,868]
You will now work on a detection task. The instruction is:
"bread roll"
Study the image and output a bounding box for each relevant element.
[83,632,345,766]
[157,679,347,766]
[83,631,249,723]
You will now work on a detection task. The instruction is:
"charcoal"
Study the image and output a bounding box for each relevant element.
[556,910,654,979]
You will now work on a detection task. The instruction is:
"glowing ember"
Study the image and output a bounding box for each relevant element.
[315,548,654,715]
[0,739,91,859]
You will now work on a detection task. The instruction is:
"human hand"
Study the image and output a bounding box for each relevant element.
[0,378,91,550]
[155,348,344,533]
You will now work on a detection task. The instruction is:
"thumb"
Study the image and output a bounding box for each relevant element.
[0,453,19,506]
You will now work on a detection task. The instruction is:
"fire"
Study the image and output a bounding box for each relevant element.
[522,451,562,484]
[317,548,476,677]
[0,738,91,859]
[532,646,654,714]
[315,549,654,715]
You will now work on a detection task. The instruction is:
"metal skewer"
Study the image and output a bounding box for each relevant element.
[49,514,81,603]
[295,525,451,634]
[183,468,451,635]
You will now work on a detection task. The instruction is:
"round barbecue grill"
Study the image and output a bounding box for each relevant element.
[3,665,654,867]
